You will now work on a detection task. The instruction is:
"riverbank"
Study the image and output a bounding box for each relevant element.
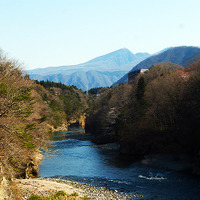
[14,178,143,200]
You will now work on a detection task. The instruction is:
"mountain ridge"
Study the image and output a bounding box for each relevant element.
[114,46,200,85]
[28,48,150,90]
[28,48,149,73]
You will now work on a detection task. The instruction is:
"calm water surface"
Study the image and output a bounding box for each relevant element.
[39,128,200,200]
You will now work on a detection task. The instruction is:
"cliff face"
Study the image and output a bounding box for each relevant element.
[68,114,86,128]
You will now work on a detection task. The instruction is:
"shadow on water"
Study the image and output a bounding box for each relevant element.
[40,128,200,200]
[49,127,87,141]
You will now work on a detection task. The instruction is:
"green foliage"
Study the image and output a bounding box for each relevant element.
[13,167,23,172]
[14,126,35,148]
[26,190,85,200]
[26,142,35,148]
[87,87,109,96]
[52,113,62,129]
[25,123,36,130]
[0,83,7,95]
[49,100,63,112]
[53,190,67,197]
[41,93,49,101]
[36,80,79,91]
[28,195,41,200]
[22,131,34,148]
[82,197,90,200]
[59,93,83,120]
[70,192,78,197]
[14,87,32,101]
[88,87,101,95]
[36,80,87,121]
[20,106,33,118]
[0,81,33,118]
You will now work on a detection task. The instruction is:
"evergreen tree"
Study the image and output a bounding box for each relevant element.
[136,76,146,101]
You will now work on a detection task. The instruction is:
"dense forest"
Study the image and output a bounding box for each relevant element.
[35,80,88,122]
[86,61,200,173]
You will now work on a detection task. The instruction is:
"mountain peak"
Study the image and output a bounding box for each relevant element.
[117,47,131,52]
[86,48,135,66]
[109,47,133,55]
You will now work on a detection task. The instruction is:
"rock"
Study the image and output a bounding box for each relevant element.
[25,160,39,178]
[68,114,86,129]
[47,123,68,132]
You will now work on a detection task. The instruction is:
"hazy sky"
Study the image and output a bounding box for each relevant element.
[0,0,200,69]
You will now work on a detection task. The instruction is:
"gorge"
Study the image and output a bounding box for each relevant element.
[1,46,200,199]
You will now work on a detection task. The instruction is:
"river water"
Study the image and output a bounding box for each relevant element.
[39,128,200,200]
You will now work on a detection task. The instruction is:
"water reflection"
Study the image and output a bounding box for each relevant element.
[50,128,85,141]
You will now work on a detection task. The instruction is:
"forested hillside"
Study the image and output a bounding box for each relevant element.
[115,46,200,85]
[35,80,88,123]
[0,52,88,186]
[86,61,200,173]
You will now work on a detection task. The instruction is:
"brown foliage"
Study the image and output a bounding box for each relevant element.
[0,52,66,179]
[87,61,200,162]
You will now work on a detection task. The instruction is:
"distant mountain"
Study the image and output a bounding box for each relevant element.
[31,71,127,91]
[114,46,200,85]
[28,48,150,90]
[84,48,150,71]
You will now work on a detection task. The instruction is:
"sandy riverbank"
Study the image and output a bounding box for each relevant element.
[14,178,143,200]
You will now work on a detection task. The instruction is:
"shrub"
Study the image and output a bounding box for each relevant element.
[70,192,78,197]
[28,195,41,200]
[54,190,66,197]
[26,142,35,148]
[25,123,36,130]
[49,100,63,112]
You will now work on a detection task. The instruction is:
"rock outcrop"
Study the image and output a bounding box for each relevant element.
[86,107,120,144]
[68,114,86,129]
[25,160,39,178]
[47,123,68,132]
[25,150,43,179]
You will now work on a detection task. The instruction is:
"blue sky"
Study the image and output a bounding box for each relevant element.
[0,0,200,69]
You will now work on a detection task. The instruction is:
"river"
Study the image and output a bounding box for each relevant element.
[39,128,200,200]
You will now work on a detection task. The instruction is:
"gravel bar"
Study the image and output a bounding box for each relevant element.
[15,177,144,200]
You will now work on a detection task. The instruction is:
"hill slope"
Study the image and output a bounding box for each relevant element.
[114,46,200,85]
[86,61,200,174]
[0,52,88,183]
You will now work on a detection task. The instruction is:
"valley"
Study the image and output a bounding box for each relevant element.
[0,46,200,199]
